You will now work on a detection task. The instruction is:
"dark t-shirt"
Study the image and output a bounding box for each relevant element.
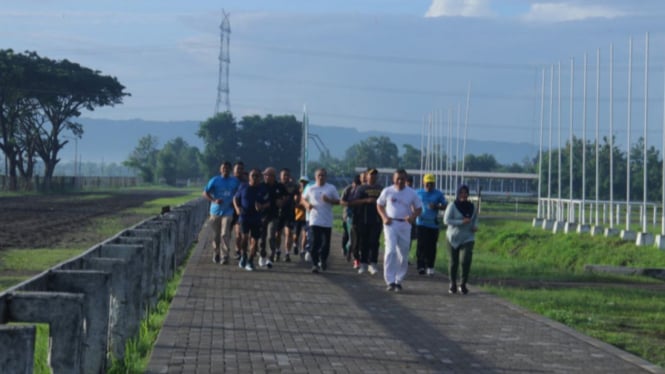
[261,182,287,219]
[279,181,299,216]
[354,183,383,225]
[340,184,356,220]
[234,183,268,225]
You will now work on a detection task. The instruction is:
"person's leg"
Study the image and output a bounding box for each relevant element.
[320,227,332,269]
[341,219,349,256]
[210,215,222,262]
[358,223,370,265]
[459,241,475,293]
[368,223,382,274]
[394,224,412,286]
[425,228,439,273]
[220,215,233,263]
[310,226,323,270]
[447,241,459,292]
[416,226,426,274]
[382,225,397,286]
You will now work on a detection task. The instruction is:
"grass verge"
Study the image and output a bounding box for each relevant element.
[107,250,189,373]
[467,219,665,368]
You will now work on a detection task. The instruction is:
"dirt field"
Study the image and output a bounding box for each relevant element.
[0,190,191,251]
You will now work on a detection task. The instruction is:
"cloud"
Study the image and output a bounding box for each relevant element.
[521,2,628,23]
[425,0,494,18]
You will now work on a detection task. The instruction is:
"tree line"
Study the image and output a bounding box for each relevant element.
[125,111,536,186]
[538,135,663,202]
[0,49,128,190]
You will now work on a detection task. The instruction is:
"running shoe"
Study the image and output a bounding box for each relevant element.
[368,263,378,275]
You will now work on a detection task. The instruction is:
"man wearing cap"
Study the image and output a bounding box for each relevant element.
[258,166,287,268]
[376,169,423,291]
[416,173,447,276]
[350,168,384,275]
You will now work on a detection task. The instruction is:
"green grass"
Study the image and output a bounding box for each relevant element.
[108,246,189,373]
[0,249,84,272]
[459,219,665,368]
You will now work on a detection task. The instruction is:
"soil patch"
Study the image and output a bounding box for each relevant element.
[0,190,189,250]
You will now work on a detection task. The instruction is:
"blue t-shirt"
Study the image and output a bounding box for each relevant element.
[234,183,268,225]
[204,175,240,216]
[416,188,447,229]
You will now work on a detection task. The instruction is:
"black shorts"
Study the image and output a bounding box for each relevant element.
[291,220,306,233]
[231,211,239,226]
[241,221,262,239]
[278,213,295,230]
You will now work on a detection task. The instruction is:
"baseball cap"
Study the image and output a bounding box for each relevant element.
[424,174,436,183]
[299,175,309,182]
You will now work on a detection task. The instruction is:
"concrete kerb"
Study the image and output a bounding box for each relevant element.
[0,325,35,374]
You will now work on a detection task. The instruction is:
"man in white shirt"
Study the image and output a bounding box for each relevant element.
[301,168,340,273]
[377,169,423,291]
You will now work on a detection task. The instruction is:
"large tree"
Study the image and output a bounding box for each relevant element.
[343,136,399,169]
[32,55,128,183]
[156,137,203,186]
[197,111,238,174]
[124,135,159,183]
[0,49,129,190]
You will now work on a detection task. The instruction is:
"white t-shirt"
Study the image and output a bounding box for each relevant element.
[377,185,422,220]
[303,183,340,227]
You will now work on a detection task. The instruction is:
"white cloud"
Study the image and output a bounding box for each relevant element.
[425,0,494,18]
[522,2,628,23]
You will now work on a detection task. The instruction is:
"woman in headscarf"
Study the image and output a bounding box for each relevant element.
[443,184,478,295]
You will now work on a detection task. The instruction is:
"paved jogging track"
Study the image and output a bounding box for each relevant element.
[147,228,664,373]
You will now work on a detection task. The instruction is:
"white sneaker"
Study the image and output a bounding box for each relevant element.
[258,256,267,267]
[358,263,367,274]
[304,251,311,262]
[427,268,435,276]
[266,259,273,269]
[368,263,378,275]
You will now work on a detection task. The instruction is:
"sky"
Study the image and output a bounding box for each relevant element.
[3,0,665,148]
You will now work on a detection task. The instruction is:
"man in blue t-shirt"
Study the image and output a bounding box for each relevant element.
[415,173,447,276]
[203,161,240,264]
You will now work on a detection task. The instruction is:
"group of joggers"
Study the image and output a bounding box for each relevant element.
[204,161,478,294]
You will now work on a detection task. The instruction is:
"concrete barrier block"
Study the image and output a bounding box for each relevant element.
[84,257,136,360]
[0,325,35,374]
[620,230,637,241]
[636,232,654,246]
[552,221,565,233]
[48,270,111,374]
[125,228,170,299]
[114,235,158,309]
[8,291,85,374]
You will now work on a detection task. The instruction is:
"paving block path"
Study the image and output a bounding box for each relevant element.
[147,228,664,373]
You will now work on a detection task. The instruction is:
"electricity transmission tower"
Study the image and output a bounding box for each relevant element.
[215,10,231,114]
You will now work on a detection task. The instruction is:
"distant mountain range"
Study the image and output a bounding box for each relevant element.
[73,118,536,166]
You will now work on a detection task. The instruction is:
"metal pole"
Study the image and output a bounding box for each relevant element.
[558,62,563,221]
[626,36,633,231]
[595,48,601,226]
[643,32,650,233]
[548,65,554,219]
[461,82,471,185]
[569,57,575,222]
[538,68,545,218]
[609,43,615,228]
[582,52,588,225]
